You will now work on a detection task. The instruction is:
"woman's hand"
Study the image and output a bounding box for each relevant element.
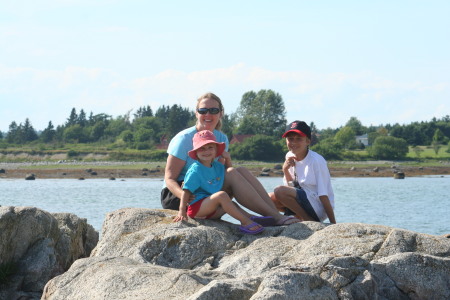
[219,151,232,168]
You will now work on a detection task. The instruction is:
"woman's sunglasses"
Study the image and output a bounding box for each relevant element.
[197,108,221,115]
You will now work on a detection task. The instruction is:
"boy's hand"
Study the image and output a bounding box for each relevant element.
[283,155,296,171]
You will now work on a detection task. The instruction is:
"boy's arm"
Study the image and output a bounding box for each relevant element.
[319,195,336,224]
[173,189,191,222]
[283,156,295,183]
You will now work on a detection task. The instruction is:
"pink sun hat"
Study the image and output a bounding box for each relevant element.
[188,130,226,159]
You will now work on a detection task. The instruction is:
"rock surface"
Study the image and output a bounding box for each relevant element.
[43,208,450,300]
[0,206,99,300]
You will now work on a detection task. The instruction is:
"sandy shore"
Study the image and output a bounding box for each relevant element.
[1,161,449,179]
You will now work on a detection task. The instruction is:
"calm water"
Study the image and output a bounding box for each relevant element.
[1,176,449,236]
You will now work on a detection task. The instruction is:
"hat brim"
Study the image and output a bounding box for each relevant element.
[188,141,226,160]
[282,129,307,138]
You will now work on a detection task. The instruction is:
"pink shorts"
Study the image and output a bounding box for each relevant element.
[187,198,217,219]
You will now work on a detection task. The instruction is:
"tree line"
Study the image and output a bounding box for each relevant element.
[1,89,449,161]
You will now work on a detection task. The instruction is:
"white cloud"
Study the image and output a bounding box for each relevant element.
[1,63,449,132]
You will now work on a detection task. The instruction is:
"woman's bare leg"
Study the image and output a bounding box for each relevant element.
[236,167,279,210]
[223,167,286,222]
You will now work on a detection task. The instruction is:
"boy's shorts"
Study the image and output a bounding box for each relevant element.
[285,188,320,221]
[187,198,217,219]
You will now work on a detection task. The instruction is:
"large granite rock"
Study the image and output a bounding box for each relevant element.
[0,206,99,300]
[42,208,450,300]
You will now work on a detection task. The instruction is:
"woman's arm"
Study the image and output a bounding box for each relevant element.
[164,154,186,199]
[219,150,232,168]
[319,195,336,224]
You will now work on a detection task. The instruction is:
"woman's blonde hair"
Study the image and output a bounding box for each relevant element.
[196,92,224,130]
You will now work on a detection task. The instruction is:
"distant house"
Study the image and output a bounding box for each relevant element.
[156,134,169,150]
[230,134,254,145]
[355,133,369,146]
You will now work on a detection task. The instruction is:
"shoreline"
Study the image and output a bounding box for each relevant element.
[1,161,449,179]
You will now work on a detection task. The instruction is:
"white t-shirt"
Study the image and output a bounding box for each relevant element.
[283,150,335,222]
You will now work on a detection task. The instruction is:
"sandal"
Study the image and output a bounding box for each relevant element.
[250,215,276,227]
[239,222,264,234]
[275,215,300,226]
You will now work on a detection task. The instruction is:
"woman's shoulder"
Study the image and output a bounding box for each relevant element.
[173,126,197,140]
[213,129,228,142]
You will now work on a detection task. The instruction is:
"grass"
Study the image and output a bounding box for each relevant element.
[407,145,450,159]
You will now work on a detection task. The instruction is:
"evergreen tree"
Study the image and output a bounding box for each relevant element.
[41,121,56,143]
[66,108,78,127]
[134,105,153,119]
[6,121,19,143]
[78,109,87,127]
[23,118,38,142]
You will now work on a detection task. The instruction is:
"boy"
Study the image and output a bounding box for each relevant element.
[173,130,264,234]
[270,121,336,224]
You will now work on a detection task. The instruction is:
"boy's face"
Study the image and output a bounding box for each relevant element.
[196,143,217,162]
[285,132,310,154]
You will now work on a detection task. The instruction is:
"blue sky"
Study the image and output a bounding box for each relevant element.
[1,0,449,133]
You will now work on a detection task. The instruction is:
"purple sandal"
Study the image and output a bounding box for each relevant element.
[239,222,264,234]
[250,216,276,227]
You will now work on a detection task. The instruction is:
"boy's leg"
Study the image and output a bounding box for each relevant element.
[273,186,316,221]
[269,192,287,212]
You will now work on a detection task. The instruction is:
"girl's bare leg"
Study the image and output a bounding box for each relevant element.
[223,167,285,222]
[196,191,260,230]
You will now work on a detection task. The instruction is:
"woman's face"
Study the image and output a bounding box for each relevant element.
[196,97,222,131]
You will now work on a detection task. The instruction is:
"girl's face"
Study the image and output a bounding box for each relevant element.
[196,98,222,131]
[196,143,217,165]
[286,132,310,154]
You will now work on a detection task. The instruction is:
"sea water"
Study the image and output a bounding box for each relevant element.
[1,176,448,236]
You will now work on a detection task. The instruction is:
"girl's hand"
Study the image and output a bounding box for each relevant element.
[173,210,188,222]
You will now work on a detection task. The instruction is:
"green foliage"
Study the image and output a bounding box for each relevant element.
[345,117,366,135]
[412,146,424,158]
[335,126,357,149]
[311,138,343,160]
[431,141,442,155]
[234,89,286,137]
[230,135,284,161]
[63,124,88,143]
[367,136,409,159]
[67,149,80,158]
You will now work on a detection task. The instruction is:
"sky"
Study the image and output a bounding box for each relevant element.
[1,0,449,133]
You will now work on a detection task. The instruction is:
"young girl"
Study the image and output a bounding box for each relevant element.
[270,121,336,224]
[173,130,264,234]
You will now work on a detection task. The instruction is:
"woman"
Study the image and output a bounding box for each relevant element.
[161,92,299,226]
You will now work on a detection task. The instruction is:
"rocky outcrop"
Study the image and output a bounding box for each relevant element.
[0,206,99,300]
[43,208,450,299]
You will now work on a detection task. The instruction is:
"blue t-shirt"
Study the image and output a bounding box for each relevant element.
[164,126,229,186]
[182,161,225,205]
